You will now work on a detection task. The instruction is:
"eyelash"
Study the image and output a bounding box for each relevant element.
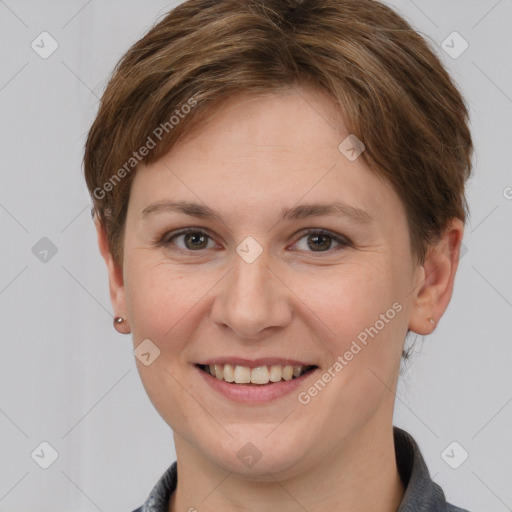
[158,227,352,255]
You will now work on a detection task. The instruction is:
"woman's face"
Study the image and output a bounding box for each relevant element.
[117,86,425,478]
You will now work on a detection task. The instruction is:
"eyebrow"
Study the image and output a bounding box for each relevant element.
[141,200,373,224]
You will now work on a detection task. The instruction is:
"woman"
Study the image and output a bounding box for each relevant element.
[84,0,473,510]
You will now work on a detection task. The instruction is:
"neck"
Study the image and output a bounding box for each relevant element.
[169,421,405,512]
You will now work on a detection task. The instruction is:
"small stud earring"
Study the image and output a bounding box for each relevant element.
[429,318,435,325]
[113,316,131,334]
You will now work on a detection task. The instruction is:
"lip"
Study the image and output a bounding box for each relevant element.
[195,364,319,404]
[196,357,315,368]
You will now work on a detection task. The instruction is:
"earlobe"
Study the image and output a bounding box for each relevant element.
[94,215,130,333]
[113,316,131,335]
[408,218,464,335]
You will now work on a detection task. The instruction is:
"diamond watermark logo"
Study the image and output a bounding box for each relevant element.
[32,237,58,263]
[338,134,365,161]
[236,236,263,264]
[441,441,469,469]
[134,339,161,366]
[31,32,59,59]
[441,32,468,59]
[31,441,59,469]
[237,442,263,468]
[460,242,468,260]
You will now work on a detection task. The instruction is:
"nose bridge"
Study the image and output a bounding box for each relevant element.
[211,247,290,338]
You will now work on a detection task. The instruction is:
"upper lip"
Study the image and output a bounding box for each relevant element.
[196,357,317,368]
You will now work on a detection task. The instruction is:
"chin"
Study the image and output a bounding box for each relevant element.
[196,425,314,480]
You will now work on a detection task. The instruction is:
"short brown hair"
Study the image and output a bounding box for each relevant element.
[84,0,473,267]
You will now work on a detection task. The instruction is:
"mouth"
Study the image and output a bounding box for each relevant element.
[196,363,317,385]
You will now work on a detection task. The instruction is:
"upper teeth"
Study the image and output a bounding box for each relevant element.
[205,364,307,384]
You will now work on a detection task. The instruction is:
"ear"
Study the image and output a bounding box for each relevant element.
[408,218,464,335]
[94,215,130,333]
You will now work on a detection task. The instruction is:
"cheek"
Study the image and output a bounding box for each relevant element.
[125,257,204,344]
[123,259,206,426]
[301,260,408,423]
[297,264,406,424]
[304,260,404,346]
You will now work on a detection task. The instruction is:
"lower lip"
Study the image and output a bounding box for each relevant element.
[196,366,318,404]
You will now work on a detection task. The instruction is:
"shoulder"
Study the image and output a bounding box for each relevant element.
[394,427,474,512]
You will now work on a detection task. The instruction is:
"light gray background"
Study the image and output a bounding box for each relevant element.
[0,1,511,510]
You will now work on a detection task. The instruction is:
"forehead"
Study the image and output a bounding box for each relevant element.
[128,87,402,228]
[176,86,346,162]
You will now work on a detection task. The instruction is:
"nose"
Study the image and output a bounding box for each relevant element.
[210,249,292,340]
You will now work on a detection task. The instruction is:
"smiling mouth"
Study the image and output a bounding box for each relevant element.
[197,363,317,385]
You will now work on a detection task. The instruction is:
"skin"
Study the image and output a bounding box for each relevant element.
[96,85,464,512]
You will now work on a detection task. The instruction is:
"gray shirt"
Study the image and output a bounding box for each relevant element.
[133,426,471,512]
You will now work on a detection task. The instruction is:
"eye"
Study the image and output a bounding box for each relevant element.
[162,228,216,251]
[159,227,351,254]
[292,229,351,253]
